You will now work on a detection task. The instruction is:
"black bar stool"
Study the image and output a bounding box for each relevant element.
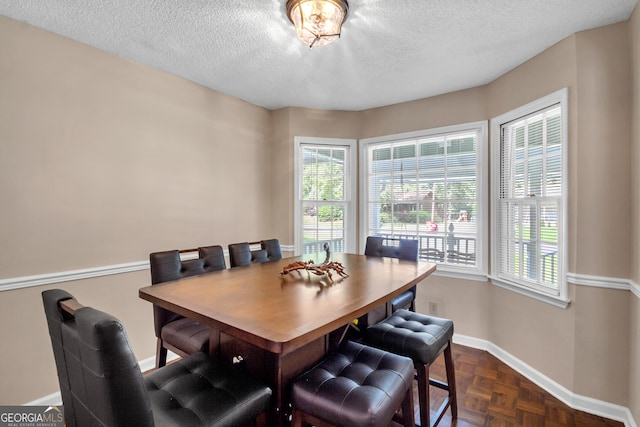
[291,340,415,427]
[366,309,457,427]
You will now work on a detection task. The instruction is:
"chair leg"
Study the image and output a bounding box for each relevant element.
[292,409,335,427]
[416,364,430,427]
[422,341,457,427]
[156,338,168,369]
[291,408,303,427]
[443,342,457,418]
[401,386,416,427]
[253,411,268,427]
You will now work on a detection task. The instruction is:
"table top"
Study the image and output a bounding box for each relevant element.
[139,253,436,354]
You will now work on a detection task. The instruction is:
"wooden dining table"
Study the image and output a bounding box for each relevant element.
[139,252,436,425]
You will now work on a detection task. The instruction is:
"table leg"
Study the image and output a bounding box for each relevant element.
[208,329,220,356]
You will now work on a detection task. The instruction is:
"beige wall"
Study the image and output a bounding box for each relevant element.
[573,287,630,404]
[0,18,274,277]
[574,22,632,278]
[360,86,488,139]
[1,10,639,418]
[414,277,491,341]
[0,16,274,404]
[270,108,293,244]
[629,3,640,422]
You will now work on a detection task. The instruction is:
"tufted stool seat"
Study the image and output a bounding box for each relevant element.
[366,309,457,427]
[145,352,272,426]
[291,340,415,427]
[159,317,211,355]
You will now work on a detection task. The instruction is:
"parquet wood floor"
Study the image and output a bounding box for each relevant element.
[391,343,623,427]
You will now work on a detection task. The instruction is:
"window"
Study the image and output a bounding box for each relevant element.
[360,122,488,279]
[294,137,357,255]
[490,89,569,307]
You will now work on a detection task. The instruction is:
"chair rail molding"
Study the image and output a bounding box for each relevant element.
[567,272,640,298]
[0,261,150,292]
[0,245,296,292]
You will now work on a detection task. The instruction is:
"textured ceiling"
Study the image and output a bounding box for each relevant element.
[0,0,637,111]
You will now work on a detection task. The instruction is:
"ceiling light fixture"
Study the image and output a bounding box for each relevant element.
[286,0,349,49]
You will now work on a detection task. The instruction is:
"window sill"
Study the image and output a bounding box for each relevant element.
[489,277,571,309]
[432,266,488,282]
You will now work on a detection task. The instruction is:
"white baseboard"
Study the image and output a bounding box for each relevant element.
[453,334,638,427]
[26,391,62,406]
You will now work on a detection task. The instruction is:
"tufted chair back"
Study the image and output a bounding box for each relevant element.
[228,242,267,267]
[261,239,283,262]
[150,250,207,284]
[361,236,420,328]
[229,239,283,267]
[364,236,419,261]
[42,289,154,427]
[198,245,227,272]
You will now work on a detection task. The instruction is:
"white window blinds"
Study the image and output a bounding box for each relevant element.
[361,122,488,276]
[295,137,357,256]
[496,105,563,292]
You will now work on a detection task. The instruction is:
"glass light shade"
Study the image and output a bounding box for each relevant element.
[287,0,348,48]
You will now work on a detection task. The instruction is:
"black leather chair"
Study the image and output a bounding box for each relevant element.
[42,289,271,427]
[359,236,420,328]
[228,239,281,267]
[149,246,226,368]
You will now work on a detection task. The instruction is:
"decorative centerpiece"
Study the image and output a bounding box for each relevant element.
[280,243,349,282]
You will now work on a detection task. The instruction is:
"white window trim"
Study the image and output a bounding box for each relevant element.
[490,88,570,308]
[359,121,489,279]
[294,137,357,256]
